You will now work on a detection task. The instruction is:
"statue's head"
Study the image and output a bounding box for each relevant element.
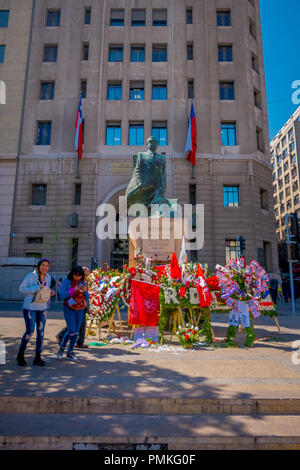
[146,136,158,153]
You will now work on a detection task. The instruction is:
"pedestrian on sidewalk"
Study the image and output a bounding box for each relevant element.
[56,266,90,349]
[16,258,55,367]
[57,266,89,362]
[269,275,279,304]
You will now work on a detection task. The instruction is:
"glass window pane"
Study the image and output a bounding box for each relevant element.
[109,46,123,62]
[130,46,145,62]
[217,11,231,26]
[106,126,121,145]
[152,85,167,100]
[36,122,51,145]
[0,45,5,63]
[218,45,233,62]
[107,84,122,100]
[46,10,60,27]
[43,45,57,62]
[152,46,167,62]
[40,82,55,100]
[0,10,9,28]
[132,9,146,26]
[110,9,124,26]
[153,9,167,26]
[130,87,144,100]
[220,82,234,100]
[85,8,91,24]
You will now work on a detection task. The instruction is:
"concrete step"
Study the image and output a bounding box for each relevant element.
[1,413,300,450]
[1,396,300,415]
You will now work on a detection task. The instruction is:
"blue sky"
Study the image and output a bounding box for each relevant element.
[260,0,300,141]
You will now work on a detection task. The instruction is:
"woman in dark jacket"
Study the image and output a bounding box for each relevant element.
[56,266,89,362]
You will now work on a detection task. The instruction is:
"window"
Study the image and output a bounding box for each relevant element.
[46,10,60,27]
[152,122,168,146]
[254,88,262,108]
[278,167,282,177]
[0,10,9,27]
[107,82,122,100]
[40,82,55,100]
[84,8,91,25]
[129,123,144,146]
[43,45,58,62]
[83,43,89,60]
[220,82,235,100]
[187,43,193,60]
[294,195,300,206]
[260,188,268,210]
[110,9,124,26]
[109,45,123,62]
[71,238,79,268]
[223,186,239,207]
[286,187,291,197]
[290,141,295,152]
[252,53,259,73]
[31,184,47,206]
[189,184,196,205]
[26,252,42,259]
[218,45,233,62]
[293,182,298,192]
[106,123,121,145]
[282,136,287,147]
[0,45,5,63]
[285,174,290,184]
[131,9,146,26]
[256,127,264,152]
[152,82,167,100]
[225,240,238,264]
[277,155,282,165]
[283,149,288,158]
[130,45,145,62]
[27,237,43,244]
[287,199,292,211]
[188,79,194,99]
[186,8,193,24]
[221,122,236,146]
[81,79,87,98]
[289,129,294,140]
[36,121,51,145]
[153,9,167,26]
[129,82,144,101]
[74,184,81,205]
[152,45,167,62]
[249,19,256,38]
[217,10,231,26]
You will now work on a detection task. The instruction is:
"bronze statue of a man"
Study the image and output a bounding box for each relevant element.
[125,136,170,212]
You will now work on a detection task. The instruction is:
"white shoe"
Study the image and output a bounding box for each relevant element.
[57,348,64,360]
[67,352,79,362]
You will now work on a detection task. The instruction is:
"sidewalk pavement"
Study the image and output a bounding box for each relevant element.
[0,310,300,400]
[1,309,300,449]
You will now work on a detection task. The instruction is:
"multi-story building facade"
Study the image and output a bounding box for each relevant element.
[2,0,279,274]
[271,105,300,241]
[0,0,33,259]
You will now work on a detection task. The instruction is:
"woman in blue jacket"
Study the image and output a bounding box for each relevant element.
[57,266,89,362]
[17,258,55,366]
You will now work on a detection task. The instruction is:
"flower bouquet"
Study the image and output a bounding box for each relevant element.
[215,258,270,347]
[87,265,122,321]
[176,323,200,349]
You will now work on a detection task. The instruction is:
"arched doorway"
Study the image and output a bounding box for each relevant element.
[97,185,129,268]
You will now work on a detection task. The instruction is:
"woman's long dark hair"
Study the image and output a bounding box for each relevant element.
[67,266,85,282]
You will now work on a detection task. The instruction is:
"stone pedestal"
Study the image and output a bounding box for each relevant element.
[128,217,183,267]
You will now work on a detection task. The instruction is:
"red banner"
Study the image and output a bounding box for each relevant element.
[129,280,160,326]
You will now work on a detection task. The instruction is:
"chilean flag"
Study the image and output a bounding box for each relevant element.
[74,95,83,159]
[185,101,197,166]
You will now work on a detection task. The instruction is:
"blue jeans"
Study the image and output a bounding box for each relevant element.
[19,309,47,354]
[61,305,85,354]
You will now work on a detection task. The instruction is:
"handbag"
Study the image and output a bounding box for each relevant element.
[67,282,86,310]
[33,274,52,304]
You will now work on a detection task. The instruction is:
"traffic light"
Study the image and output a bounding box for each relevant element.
[290,212,299,241]
[238,236,246,255]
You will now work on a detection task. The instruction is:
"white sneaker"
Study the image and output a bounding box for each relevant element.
[67,352,79,362]
[57,348,64,360]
